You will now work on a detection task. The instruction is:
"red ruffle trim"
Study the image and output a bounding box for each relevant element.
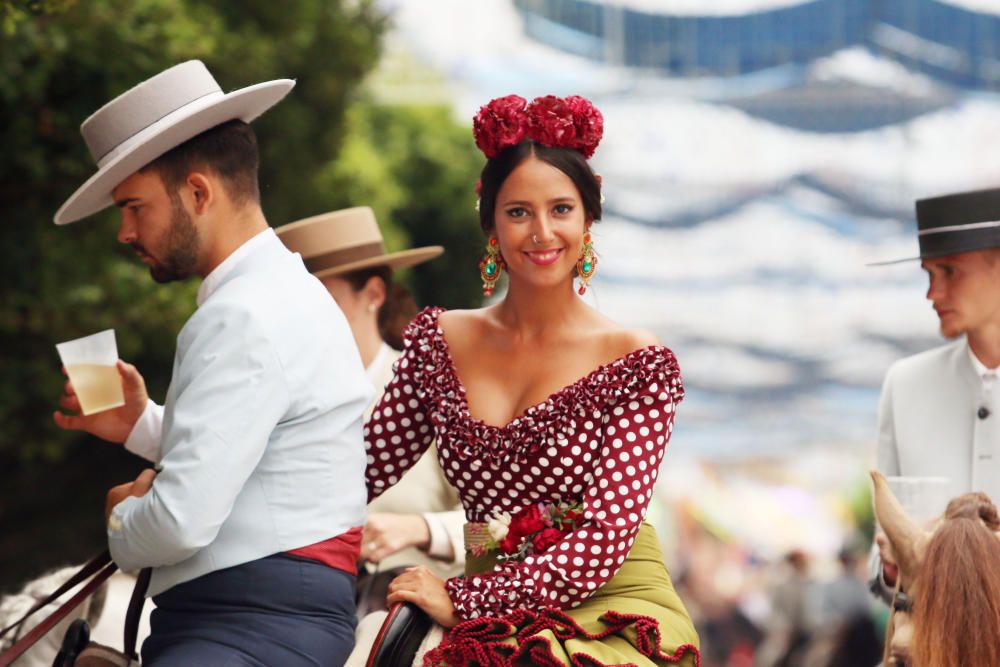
[422,607,700,667]
[401,307,685,470]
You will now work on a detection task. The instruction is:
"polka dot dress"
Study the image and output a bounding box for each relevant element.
[365,307,685,620]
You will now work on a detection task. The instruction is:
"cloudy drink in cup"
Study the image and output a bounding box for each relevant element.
[56,329,125,416]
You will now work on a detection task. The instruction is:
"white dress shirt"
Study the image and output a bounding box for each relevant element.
[111,228,372,596]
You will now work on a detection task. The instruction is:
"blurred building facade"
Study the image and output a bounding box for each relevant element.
[516,0,1000,91]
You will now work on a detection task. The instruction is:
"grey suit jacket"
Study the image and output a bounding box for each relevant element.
[877,338,1000,503]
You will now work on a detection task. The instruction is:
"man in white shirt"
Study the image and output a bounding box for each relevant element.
[52,61,371,666]
[873,187,1000,594]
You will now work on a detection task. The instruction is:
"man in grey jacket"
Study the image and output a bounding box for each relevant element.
[873,187,1000,591]
[53,61,371,666]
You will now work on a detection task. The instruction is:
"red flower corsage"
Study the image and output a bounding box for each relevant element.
[474,500,585,561]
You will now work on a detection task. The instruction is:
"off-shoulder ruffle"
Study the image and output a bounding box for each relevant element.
[421,607,701,667]
[400,306,685,465]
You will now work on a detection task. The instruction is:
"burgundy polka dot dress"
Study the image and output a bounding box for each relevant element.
[365,308,700,666]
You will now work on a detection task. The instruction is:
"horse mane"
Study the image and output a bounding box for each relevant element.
[913,493,1000,667]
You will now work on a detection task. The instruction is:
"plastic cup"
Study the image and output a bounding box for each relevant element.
[884,475,952,524]
[55,329,125,416]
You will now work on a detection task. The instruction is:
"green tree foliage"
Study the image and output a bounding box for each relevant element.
[0,0,385,590]
[318,101,487,309]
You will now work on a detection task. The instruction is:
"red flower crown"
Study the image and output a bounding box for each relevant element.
[473,94,604,160]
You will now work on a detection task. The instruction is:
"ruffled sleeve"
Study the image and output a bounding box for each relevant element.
[364,307,443,503]
[444,349,683,618]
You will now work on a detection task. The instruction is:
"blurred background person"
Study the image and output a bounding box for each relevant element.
[755,550,819,667]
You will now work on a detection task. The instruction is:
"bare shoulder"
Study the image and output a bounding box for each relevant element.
[587,311,662,360]
[437,308,491,339]
[437,309,501,358]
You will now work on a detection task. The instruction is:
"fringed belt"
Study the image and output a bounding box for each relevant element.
[463,522,493,555]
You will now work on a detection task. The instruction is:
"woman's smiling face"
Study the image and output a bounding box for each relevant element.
[493,154,590,291]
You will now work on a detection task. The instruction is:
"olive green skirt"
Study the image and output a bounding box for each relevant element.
[423,523,700,667]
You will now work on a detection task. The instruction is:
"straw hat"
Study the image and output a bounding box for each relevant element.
[55,60,294,225]
[275,207,443,279]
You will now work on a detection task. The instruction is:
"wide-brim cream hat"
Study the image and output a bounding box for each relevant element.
[54,60,294,225]
[276,207,443,279]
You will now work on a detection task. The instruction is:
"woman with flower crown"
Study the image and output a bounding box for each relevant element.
[363,94,700,666]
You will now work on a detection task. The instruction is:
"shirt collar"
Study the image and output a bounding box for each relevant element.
[967,342,999,378]
[196,228,276,307]
[365,342,394,383]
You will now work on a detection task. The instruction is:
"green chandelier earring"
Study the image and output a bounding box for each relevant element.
[577,232,597,295]
[479,236,504,297]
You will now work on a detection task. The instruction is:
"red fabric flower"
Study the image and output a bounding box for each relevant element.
[525,95,604,159]
[472,94,604,161]
[562,508,583,526]
[511,504,546,537]
[531,528,564,554]
[473,95,528,159]
[526,95,577,152]
[499,533,521,555]
[564,95,604,159]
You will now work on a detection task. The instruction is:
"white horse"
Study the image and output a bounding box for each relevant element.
[0,568,151,666]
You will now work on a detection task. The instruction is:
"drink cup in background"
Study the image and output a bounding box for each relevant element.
[55,329,125,416]
[884,475,952,525]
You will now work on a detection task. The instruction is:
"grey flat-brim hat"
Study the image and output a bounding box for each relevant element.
[275,207,444,279]
[54,60,294,225]
[871,187,1000,265]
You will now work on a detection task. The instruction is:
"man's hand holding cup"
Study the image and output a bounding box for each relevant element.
[54,358,149,444]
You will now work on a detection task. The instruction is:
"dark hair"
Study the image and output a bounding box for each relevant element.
[140,119,260,206]
[478,141,601,234]
[342,265,419,350]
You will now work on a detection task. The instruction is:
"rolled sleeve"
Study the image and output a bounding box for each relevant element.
[124,399,164,463]
[423,510,466,562]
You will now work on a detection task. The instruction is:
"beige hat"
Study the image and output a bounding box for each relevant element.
[276,207,443,279]
[55,60,294,225]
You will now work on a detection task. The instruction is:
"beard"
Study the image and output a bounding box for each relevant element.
[139,193,201,284]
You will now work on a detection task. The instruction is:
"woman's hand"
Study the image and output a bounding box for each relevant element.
[361,513,430,563]
[386,566,461,628]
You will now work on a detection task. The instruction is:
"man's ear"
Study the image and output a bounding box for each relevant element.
[186,172,215,215]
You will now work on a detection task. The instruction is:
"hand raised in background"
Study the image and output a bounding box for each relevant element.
[361,513,432,564]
